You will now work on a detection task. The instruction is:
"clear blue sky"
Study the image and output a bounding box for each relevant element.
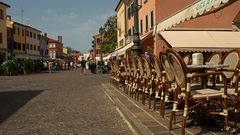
[2,0,119,53]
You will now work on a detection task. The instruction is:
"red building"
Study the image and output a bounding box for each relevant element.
[47,36,63,59]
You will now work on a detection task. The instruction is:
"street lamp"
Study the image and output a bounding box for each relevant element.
[131,0,142,57]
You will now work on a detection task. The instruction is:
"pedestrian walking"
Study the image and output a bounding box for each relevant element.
[48,61,52,73]
[80,58,86,75]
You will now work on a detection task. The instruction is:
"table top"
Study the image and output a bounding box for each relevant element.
[187,64,229,69]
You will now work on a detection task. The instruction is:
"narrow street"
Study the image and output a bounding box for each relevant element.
[0,70,133,135]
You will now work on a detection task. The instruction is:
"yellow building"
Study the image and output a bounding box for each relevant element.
[13,22,27,54]
[13,22,41,59]
[25,26,41,59]
[115,0,127,50]
[0,2,10,63]
[63,47,68,55]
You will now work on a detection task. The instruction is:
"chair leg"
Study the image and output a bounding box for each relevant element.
[182,116,187,135]
[149,94,152,109]
[142,92,145,105]
[169,111,175,130]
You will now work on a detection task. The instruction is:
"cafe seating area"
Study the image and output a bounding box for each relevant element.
[110,48,240,135]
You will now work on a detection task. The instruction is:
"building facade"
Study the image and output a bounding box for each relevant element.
[115,0,240,57]
[6,15,14,55]
[92,34,102,61]
[48,36,63,59]
[115,1,127,50]
[154,0,240,55]
[12,22,41,59]
[0,2,10,63]
[39,33,49,60]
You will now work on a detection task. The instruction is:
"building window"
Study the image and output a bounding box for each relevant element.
[128,7,131,20]
[33,33,36,39]
[26,44,29,50]
[0,33,2,44]
[130,3,134,16]
[138,0,142,6]
[128,29,131,36]
[17,28,20,35]
[34,45,36,51]
[145,15,148,32]
[17,43,21,50]
[26,30,29,36]
[132,26,134,35]
[13,42,17,49]
[150,11,154,28]
[30,44,33,50]
[140,20,143,34]
[38,46,40,51]
[13,27,16,34]
[53,51,56,59]
[22,44,25,51]
[30,32,32,38]
[22,29,25,36]
[0,9,3,20]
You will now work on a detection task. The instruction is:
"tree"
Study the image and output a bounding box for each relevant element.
[99,15,117,53]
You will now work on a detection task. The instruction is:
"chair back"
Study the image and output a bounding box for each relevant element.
[131,58,138,76]
[207,52,222,64]
[183,54,191,65]
[151,55,162,79]
[159,52,175,82]
[221,50,240,79]
[135,56,144,78]
[141,56,153,78]
[166,49,188,88]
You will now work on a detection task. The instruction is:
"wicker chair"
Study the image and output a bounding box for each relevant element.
[159,52,176,118]
[129,58,139,97]
[123,58,131,94]
[216,50,240,131]
[166,48,228,135]
[151,55,164,112]
[141,55,154,109]
[135,56,145,101]
[206,52,222,86]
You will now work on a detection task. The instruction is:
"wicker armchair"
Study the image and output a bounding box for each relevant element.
[166,48,228,135]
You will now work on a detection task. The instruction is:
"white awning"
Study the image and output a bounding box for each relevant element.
[115,42,134,56]
[161,31,240,51]
[154,0,232,34]
[113,32,153,56]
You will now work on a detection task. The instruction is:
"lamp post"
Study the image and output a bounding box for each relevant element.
[131,0,142,57]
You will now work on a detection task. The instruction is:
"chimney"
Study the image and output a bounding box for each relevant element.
[58,36,62,43]
[44,33,47,37]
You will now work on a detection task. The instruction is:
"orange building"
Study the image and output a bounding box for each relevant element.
[115,0,240,57]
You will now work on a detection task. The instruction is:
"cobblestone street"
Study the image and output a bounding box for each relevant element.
[0,70,133,135]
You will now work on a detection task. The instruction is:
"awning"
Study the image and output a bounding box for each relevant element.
[161,31,240,52]
[113,32,153,56]
[154,0,234,34]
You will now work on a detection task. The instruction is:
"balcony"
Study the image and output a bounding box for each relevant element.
[125,35,133,45]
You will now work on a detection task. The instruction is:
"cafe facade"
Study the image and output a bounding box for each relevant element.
[153,0,240,56]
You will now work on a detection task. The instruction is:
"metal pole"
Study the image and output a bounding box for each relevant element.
[131,0,142,57]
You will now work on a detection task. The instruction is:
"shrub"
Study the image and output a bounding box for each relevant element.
[1,59,17,76]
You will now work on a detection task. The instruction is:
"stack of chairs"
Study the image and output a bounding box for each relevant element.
[109,49,240,134]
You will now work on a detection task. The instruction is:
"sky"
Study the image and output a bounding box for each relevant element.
[2,0,119,53]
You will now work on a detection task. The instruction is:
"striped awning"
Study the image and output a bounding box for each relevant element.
[154,0,235,34]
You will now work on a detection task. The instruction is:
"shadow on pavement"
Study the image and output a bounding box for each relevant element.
[0,89,45,124]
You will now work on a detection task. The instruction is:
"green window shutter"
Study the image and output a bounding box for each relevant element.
[128,7,131,20]
[151,11,154,28]
[145,15,148,32]
[140,20,143,34]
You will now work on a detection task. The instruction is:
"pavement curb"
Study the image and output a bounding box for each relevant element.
[102,83,153,135]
